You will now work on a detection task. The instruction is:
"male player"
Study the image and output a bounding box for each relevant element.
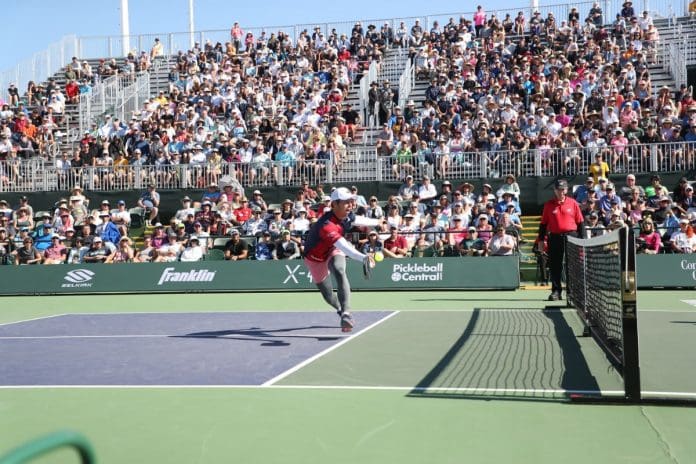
[537,179,584,301]
[304,187,379,332]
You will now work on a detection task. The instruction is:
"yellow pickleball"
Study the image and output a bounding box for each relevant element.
[374,251,384,262]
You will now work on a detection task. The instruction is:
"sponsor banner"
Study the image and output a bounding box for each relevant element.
[0,257,520,296]
[636,254,696,288]
[61,269,96,289]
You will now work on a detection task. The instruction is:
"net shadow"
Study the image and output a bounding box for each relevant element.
[408,308,601,402]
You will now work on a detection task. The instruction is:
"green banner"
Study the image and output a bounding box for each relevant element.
[636,254,696,288]
[0,256,520,296]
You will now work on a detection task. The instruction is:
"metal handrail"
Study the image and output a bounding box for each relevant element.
[78,71,150,133]
[398,62,415,110]
[1,141,693,193]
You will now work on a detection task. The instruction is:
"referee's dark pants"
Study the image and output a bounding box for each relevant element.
[547,232,570,296]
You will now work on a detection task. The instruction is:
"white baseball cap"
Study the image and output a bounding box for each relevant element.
[330,187,355,202]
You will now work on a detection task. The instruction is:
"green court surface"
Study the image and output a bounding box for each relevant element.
[1,289,695,464]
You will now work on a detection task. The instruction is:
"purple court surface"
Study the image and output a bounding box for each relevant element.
[0,311,392,386]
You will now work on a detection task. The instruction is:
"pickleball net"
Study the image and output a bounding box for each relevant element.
[565,226,641,402]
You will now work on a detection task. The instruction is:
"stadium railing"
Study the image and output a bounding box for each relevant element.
[0,141,693,193]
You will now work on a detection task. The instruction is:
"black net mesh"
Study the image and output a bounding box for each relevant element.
[566,228,625,366]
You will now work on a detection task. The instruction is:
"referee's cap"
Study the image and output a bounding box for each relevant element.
[554,179,568,189]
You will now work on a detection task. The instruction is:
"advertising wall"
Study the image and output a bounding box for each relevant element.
[636,254,696,288]
[1,254,690,296]
[0,256,520,295]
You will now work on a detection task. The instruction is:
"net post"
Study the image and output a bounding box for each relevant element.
[620,226,641,403]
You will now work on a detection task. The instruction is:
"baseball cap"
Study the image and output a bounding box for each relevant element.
[468,226,477,232]
[330,187,355,202]
[554,179,568,189]
[93,237,103,243]
[230,229,240,235]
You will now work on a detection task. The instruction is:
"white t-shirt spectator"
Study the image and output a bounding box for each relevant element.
[418,181,438,202]
[180,244,204,262]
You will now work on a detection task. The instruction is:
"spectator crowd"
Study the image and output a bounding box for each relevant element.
[1,170,694,266]
[1,3,695,192]
[0,6,695,266]
[374,2,696,180]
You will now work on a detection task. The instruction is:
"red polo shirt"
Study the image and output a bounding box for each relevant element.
[384,235,409,254]
[540,195,583,234]
[233,206,252,224]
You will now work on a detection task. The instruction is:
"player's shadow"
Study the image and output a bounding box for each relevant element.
[171,325,343,346]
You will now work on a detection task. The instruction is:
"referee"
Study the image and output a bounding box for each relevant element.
[537,179,583,301]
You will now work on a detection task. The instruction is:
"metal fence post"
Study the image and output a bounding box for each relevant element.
[650,144,659,171]
[534,149,542,176]
[480,151,488,178]
[326,159,333,184]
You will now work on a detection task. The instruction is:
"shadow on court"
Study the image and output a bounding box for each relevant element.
[408,308,603,402]
[171,326,344,346]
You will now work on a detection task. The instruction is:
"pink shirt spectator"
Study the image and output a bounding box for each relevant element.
[611,134,629,154]
[474,9,487,26]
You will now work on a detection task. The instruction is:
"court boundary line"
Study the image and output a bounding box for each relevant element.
[0,333,351,340]
[0,314,67,328]
[2,384,694,400]
[261,311,400,387]
[0,307,687,322]
[0,384,621,395]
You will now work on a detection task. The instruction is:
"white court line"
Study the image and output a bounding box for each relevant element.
[0,314,67,328]
[0,333,350,341]
[10,308,688,318]
[1,384,694,400]
[2,384,695,400]
[681,300,696,307]
[261,311,400,387]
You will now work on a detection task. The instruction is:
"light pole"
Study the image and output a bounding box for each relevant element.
[120,0,130,57]
[189,0,195,50]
